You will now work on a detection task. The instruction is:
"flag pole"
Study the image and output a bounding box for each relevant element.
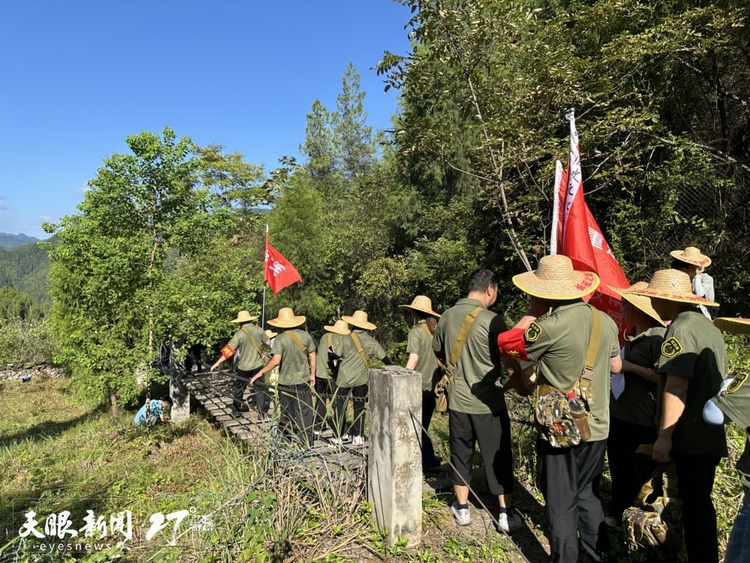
[262,223,268,328]
[551,160,563,255]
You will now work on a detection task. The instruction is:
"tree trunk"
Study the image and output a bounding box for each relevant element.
[109,388,118,417]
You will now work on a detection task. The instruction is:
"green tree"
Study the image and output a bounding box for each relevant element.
[45,127,228,411]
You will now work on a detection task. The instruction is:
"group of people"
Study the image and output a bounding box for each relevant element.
[205,244,748,563]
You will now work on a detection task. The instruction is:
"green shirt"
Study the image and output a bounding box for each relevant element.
[712,371,750,486]
[406,322,442,392]
[655,309,727,458]
[432,298,508,415]
[611,326,666,427]
[228,324,267,371]
[316,331,346,380]
[271,329,316,386]
[336,330,387,388]
[524,301,620,442]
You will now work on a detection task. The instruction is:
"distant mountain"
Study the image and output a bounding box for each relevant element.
[0,242,50,303]
[0,232,41,249]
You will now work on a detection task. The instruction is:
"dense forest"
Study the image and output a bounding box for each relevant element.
[9,0,744,408]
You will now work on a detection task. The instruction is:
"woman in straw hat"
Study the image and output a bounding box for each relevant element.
[250,307,316,445]
[400,295,443,471]
[498,255,621,562]
[632,269,726,563]
[314,319,350,436]
[605,283,666,522]
[703,317,750,563]
[670,246,715,319]
[210,310,270,416]
[330,310,391,447]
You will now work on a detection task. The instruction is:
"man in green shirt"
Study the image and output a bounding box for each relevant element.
[433,269,525,534]
[400,295,443,472]
[330,310,390,447]
[633,268,725,563]
[498,255,621,562]
[314,319,350,436]
[210,310,269,416]
[703,316,750,563]
[250,307,316,445]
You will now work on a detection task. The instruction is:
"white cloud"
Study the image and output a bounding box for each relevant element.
[0,194,7,211]
[74,183,91,196]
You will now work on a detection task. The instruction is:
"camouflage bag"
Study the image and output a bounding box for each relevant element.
[623,455,682,561]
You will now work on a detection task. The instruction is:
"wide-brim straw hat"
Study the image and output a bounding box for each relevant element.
[342,310,377,331]
[265,329,278,339]
[713,317,750,335]
[267,307,306,328]
[231,310,258,323]
[632,269,719,307]
[608,282,666,326]
[324,319,351,335]
[513,255,600,300]
[670,246,711,268]
[399,295,441,318]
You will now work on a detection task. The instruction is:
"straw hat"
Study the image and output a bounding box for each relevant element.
[513,255,600,300]
[608,282,666,326]
[342,310,377,331]
[267,307,306,328]
[231,310,258,323]
[670,246,711,268]
[399,295,441,318]
[632,269,719,307]
[324,319,351,335]
[713,317,750,335]
[265,329,278,339]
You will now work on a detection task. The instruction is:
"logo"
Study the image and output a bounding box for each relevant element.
[525,322,542,342]
[661,337,683,358]
[727,373,748,395]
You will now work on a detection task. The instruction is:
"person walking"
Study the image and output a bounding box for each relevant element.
[250,307,316,445]
[314,319,350,436]
[498,255,621,562]
[434,269,526,533]
[210,310,270,417]
[633,269,726,563]
[670,246,714,319]
[399,295,443,472]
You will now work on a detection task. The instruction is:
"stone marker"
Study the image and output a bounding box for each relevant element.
[368,365,422,548]
[169,372,190,423]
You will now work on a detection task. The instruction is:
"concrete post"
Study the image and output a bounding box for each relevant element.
[169,372,190,423]
[368,365,422,548]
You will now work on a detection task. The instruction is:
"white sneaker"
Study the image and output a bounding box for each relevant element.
[328,434,350,446]
[352,435,364,446]
[451,502,471,526]
[496,511,522,533]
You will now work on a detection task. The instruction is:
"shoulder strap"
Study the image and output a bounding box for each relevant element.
[418,322,433,341]
[327,333,332,348]
[448,306,484,372]
[349,332,370,369]
[241,326,263,357]
[286,330,310,358]
[578,305,602,407]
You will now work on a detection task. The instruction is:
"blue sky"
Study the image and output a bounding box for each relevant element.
[0,1,412,239]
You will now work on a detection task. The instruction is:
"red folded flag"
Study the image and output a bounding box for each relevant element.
[264,233,301,295]
[556,110,631,343]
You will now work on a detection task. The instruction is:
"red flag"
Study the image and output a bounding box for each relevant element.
[558,110,631,342]
[264,233,301,295]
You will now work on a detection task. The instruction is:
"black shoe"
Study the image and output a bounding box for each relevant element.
[233,403,250,412]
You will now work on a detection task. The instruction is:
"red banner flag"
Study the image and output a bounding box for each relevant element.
[557,110,631,342]
[264,233,301,295]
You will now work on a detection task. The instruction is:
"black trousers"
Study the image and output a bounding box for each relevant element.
[421,391,441,469]
[449,409,514,496]
[278,384,314,445]
[233,367,263,411]
[313,377,334,432]
[671,449,720,563]
[333,383,368,437]
[537,438,608,563]
[606,417,657,520]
